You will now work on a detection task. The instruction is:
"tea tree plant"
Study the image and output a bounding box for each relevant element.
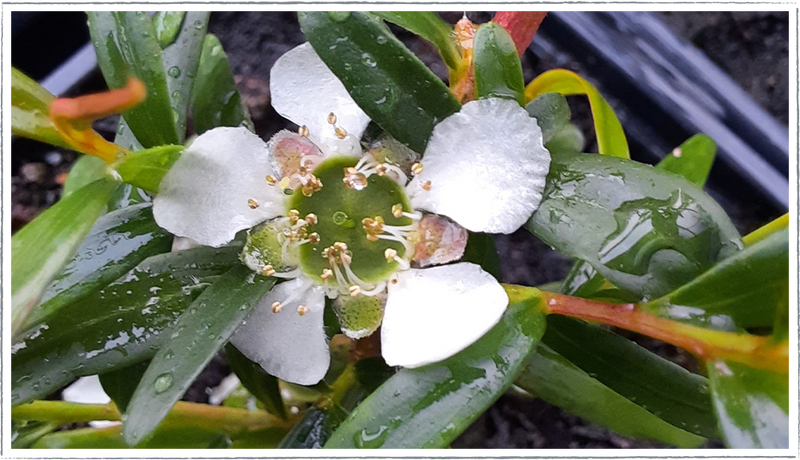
[10,11,789,449]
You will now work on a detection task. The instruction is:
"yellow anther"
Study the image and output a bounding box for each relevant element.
[385,248,398,261]
[308,232,320,244]
[327,112,337,124]
[297,305,309,316]
[305,213,318,225]
[335,127,347,139]
[271,302,283,313]
[411,162,423,175]
[376,164,388,176]
[248,199,259,209]
[262,265,276,276]
[266,175,277,185]
[279,176,292,190]
[392,204,404,218]
[298,125,309,137]
[288,209,300,223]
[334,242,348,252]
[349,285,362,297]
[422,181,432,191]
[321,268,333,281]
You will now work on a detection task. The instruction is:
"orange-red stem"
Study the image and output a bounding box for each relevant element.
[492,12,548,56]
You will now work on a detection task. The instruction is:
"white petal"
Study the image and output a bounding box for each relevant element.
[230,278,329,385]
[153,127,285,248]
[270,43,371,148]
[381,263,508,368]
[61,375,110,405]
[410,98,551,234]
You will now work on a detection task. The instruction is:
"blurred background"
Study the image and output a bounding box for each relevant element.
[10,11,790,448]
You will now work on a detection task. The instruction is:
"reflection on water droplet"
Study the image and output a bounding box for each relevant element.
[193,20,204,30]
[354,425,390,448]
[167,66,181,78]
[332,211,348,226]
[361,53,377,68]
[172,90,182,100]
[154,373,174,393]
[376,35,387,44]
[328,12,351,22]
[344,63,352,71]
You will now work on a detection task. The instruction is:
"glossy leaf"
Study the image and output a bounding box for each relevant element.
[99,361,150,413]
[154,11,185,48]
[22,203,173,330]
[191,34,253,134]
[473,22,525,104]
[279,405,348,449]
[642,228,788,331]
[372,12,461,70]
[526,92,571,144]
[707,360,788,448]
[743,213,789,247]
[11,67,71,149]
[461,232,501,279]
[11,179,119,335]
[527,152,742,300]
[11,245,241,405]
[11,421,58,449]
[62,156,110,198]
[324,290,546,448]
[535,316,718,438]
[31,423,225,449]
[115,145,184,194]
[526,69,629,158]
[162,11,209,141]
[123,266,276,446]
[87,12,179,147]
[517,343,704,447]
[656,134,716,187]
[225,344,287,419]
[299,11,461,153]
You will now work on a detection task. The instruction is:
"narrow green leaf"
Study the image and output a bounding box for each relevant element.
[536,316,718,438]
[87,12,179,147]
[191,34,253,134]
[707,360,788,448]
[123,266,275,446]
[527,152,742,300]
[279,405,348,449]
[225,344,287,419]
[324,292,547,448]
[115,145,184,194]
[11,245,241,405]
[517,343,705,447]
[11,421,58,449]
[372,12,461,70]
[11,67,71,149]
[11,179,119,335]
[545,123,585,154]
[656,134,716,187]
[473,22,525,104]
[461,232,501,279]
[62,156,110,198]
[526,92,571,144]
[30,424,226,449]
[161,11,209,141]
[153,12,186,48]
[99,361,149,414]
[299,11,461,153]
[643,228,788,331]
[21,203,173,330]
[526,69,629,158]
[743,213,789,247]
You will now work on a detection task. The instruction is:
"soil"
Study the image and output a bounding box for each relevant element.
[10,11,788,450]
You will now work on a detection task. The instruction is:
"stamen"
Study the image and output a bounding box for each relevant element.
[262,265,276,276]
[298,125,309,137]
[392,204,404,218]
[248,199,259,209]
[271,301,283,313]
[297,305,309,316]
[308,233,320,244]
[422,181,432,191]
[266,175,277,186]
[411,162,423,175]
[321,268,333,281]
[327,112,337,125]
[305,213,318,225]
[349,285,362,297]
[384,248,397,261]
[335,127,348,139]
[279,177,292,190]
[288,209,300,223]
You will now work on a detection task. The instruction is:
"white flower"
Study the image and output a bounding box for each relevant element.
[153,43,551,385]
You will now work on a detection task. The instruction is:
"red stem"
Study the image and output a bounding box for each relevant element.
[492,12,548,56]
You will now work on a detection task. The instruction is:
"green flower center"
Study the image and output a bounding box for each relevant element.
[288,156,414,286]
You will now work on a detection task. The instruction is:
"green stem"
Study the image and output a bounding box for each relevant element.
[742,213,788,246]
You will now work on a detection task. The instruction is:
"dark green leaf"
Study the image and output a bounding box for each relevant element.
[473,22,525,104]
[279,405,348,449]
[11,179,119,335]
[545,123,585,154]
[63,156,110,198]
[461,232,501,279]
[517,343,704,447]
[191,34,253,134]
[115,145,184,194]
[11,67,71,150]
[87,12,179,147]
[372,12,461,70]
[162,11,209,141]
[655,134,716,187]
[527,152,742,300]
[225,344,287,419]
[22,203,173,330]
[324,292,546,448]
[642,228,788,331]
[99,361,150,413]
[535,316,718,438]
[707,360,788,448]
[526,92,571,144]
[153,11,185,48]
[11,421,58,449]
[123,266,275,446]
[299,11,461,153]
[11,245,240,405]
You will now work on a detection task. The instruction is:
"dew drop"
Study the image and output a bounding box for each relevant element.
[154,373,174,393]
[376,35,387,45]
[167,66,181,78]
